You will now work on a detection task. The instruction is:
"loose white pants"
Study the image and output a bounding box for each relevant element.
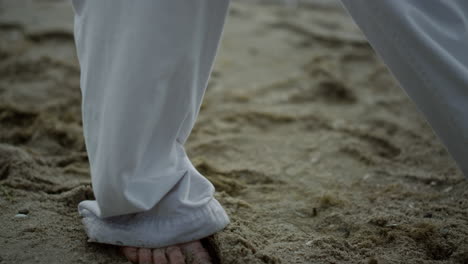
[72,0,468,248]
[341,0,468,175]
[72,0,231,248]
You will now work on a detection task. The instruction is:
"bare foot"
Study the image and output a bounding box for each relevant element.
[121,240,212,264]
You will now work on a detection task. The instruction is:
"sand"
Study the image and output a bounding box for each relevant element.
[1,1,468,263]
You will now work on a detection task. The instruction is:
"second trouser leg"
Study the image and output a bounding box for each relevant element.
[340,0,468,176]
[72,0,231,248]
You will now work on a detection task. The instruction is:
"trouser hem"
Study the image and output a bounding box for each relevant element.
[78,198,230,248]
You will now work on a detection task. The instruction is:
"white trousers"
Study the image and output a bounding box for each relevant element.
[72,0,468,248]
[341,0,468,176]
[72,0,231,248]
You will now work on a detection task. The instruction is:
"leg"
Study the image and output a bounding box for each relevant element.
[340,0,468,176]
[72,0,230,250]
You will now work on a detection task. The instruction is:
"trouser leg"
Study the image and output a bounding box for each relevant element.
[340,0,468,176]
[72,0,231,247]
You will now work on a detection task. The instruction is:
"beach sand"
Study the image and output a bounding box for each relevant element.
[0,1,467,263]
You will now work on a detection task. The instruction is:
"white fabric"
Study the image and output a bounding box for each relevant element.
[340,0,468,176]
[71,0,468,249]
[72,0,231,248]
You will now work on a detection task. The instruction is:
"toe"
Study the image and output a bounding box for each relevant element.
[122,247,138,263]
[166,246,185,264]
[192,250,212,264]
[152,248,168,264]
[180,241,204,253]
[180,241,212,264]
[138,248,153,264]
